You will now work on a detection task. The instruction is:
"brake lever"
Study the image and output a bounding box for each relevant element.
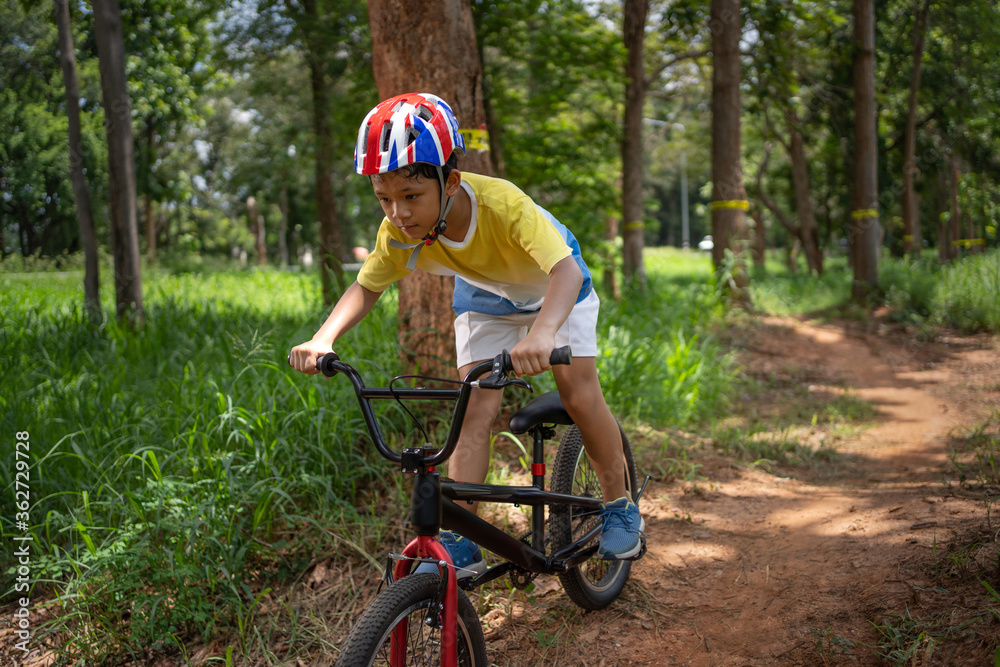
[473,374,533,391]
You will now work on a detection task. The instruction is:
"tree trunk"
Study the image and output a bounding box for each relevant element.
[144,123,156,265]
[786,111,823,275]
[93,0,143,324]
[851,0,880,302]
[750,208,767,273]
[903,0,930,259]
[605,212,620,300]
[279,179,289,268]
[247,196,267,266]
[949,158,961,260]
[55,0,100,316]
[621,0,648,285]
[145,193,155,264]
[710,0,751,306]
[291,0,345,304]
[936,172,949,263]
[368,0,492,378]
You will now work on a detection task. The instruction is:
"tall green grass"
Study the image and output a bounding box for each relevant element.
[879,249,1000,333]
[598,248,734,425]
[746,248,1000,334]
[747,253,854,317]
[1,269,410,660]
[1,254,734,661]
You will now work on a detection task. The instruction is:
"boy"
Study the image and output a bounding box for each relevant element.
[289,93,643,573]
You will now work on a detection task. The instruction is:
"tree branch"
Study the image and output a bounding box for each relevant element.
[645,48,710,86]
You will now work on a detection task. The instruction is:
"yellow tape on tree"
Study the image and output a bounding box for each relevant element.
[458,128,490,151]
[851,209,878,219]
[711,200,750,211]
[622,221,645,231]
[952,238,986,247]
[902,235,914,242]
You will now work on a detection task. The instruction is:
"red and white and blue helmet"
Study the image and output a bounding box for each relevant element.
[355,93,466,175]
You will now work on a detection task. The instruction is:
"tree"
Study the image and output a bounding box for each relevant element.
[121,0,219,266]
[621,0,648,285]
[746,1,828,275]
[54,0,99,315]
[367,0,492,377]
[93,0,143,323]
[280,0,368,303]
[901,0,931,259]
[1,0,96,260]
[710,0,750,305]
[851,0,879,301]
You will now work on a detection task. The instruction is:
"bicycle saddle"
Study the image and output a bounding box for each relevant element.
[508,391,574,434]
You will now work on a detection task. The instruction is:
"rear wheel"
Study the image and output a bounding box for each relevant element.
[549,423,639,610]
[335,573,487,666]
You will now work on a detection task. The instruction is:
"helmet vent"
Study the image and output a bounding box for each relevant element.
[415,105,434,122]
[380,124,392,152]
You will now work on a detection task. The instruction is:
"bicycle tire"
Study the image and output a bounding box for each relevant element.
[549,422,639,611]
[335,573,487,667]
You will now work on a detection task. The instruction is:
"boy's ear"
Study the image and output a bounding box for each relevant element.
[445,169,463,197]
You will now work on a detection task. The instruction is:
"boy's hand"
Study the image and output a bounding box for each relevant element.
[510,331,557,377]
[288,340,333,375]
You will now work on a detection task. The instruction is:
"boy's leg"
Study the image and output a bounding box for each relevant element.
[445,361,505,516]
[551,359,627,502]
[554,360,644,559]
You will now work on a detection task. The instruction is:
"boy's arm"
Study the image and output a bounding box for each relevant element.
[289,281,382,375]
[510,256,583,377]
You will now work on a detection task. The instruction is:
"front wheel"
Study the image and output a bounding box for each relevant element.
[335,573,487,667]
[549,423,639,611]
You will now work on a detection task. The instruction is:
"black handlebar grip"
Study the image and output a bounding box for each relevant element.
[498,346,572,374]
[317,352,341,377]
[549,346,572,366]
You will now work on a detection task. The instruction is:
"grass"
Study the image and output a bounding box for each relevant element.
[1,268,412,662]
[0,252,734,663]
[748,248,1000,335]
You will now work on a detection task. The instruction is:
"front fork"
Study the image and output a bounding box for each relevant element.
[391,470,459,667]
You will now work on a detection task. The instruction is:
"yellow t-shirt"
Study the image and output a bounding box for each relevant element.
[357,173,591,315]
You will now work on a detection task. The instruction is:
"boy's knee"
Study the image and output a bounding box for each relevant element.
[560,384,606,418]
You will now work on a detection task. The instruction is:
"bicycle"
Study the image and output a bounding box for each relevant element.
[316,347,648,667]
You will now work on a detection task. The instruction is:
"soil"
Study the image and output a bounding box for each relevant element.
[479,316,1000,666]
[3,315,999,666]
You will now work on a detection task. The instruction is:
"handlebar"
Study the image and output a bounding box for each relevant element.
[310,346,572,470]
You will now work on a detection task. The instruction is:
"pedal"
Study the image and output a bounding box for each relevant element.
[628,536,648,562]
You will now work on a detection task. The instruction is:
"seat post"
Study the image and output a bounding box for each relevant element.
[530,426,553,552]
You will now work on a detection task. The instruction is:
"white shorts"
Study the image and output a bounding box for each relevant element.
[454,290,600,368]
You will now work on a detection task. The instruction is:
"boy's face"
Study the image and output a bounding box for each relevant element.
[371,172,442,240]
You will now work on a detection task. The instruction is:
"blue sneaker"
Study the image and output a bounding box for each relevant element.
[598,497,646,560]
[413,531,487,580]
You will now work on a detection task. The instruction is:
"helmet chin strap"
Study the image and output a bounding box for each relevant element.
[387,165,455,271]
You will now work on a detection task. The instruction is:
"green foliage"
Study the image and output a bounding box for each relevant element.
[473,0,624,243]
[948,409,1000,488]
[747,249,1000,334]
[879,250,1000,333]
[748,253,854,316]
[0,0,107,258]
[597,248,733,426]
[0,269,406,658]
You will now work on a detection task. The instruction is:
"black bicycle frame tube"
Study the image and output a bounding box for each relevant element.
[440,482,603,510]
[441,498,549,573]
[531,430,546,553]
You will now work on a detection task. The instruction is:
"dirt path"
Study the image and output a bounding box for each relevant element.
[486,316,1000,666]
